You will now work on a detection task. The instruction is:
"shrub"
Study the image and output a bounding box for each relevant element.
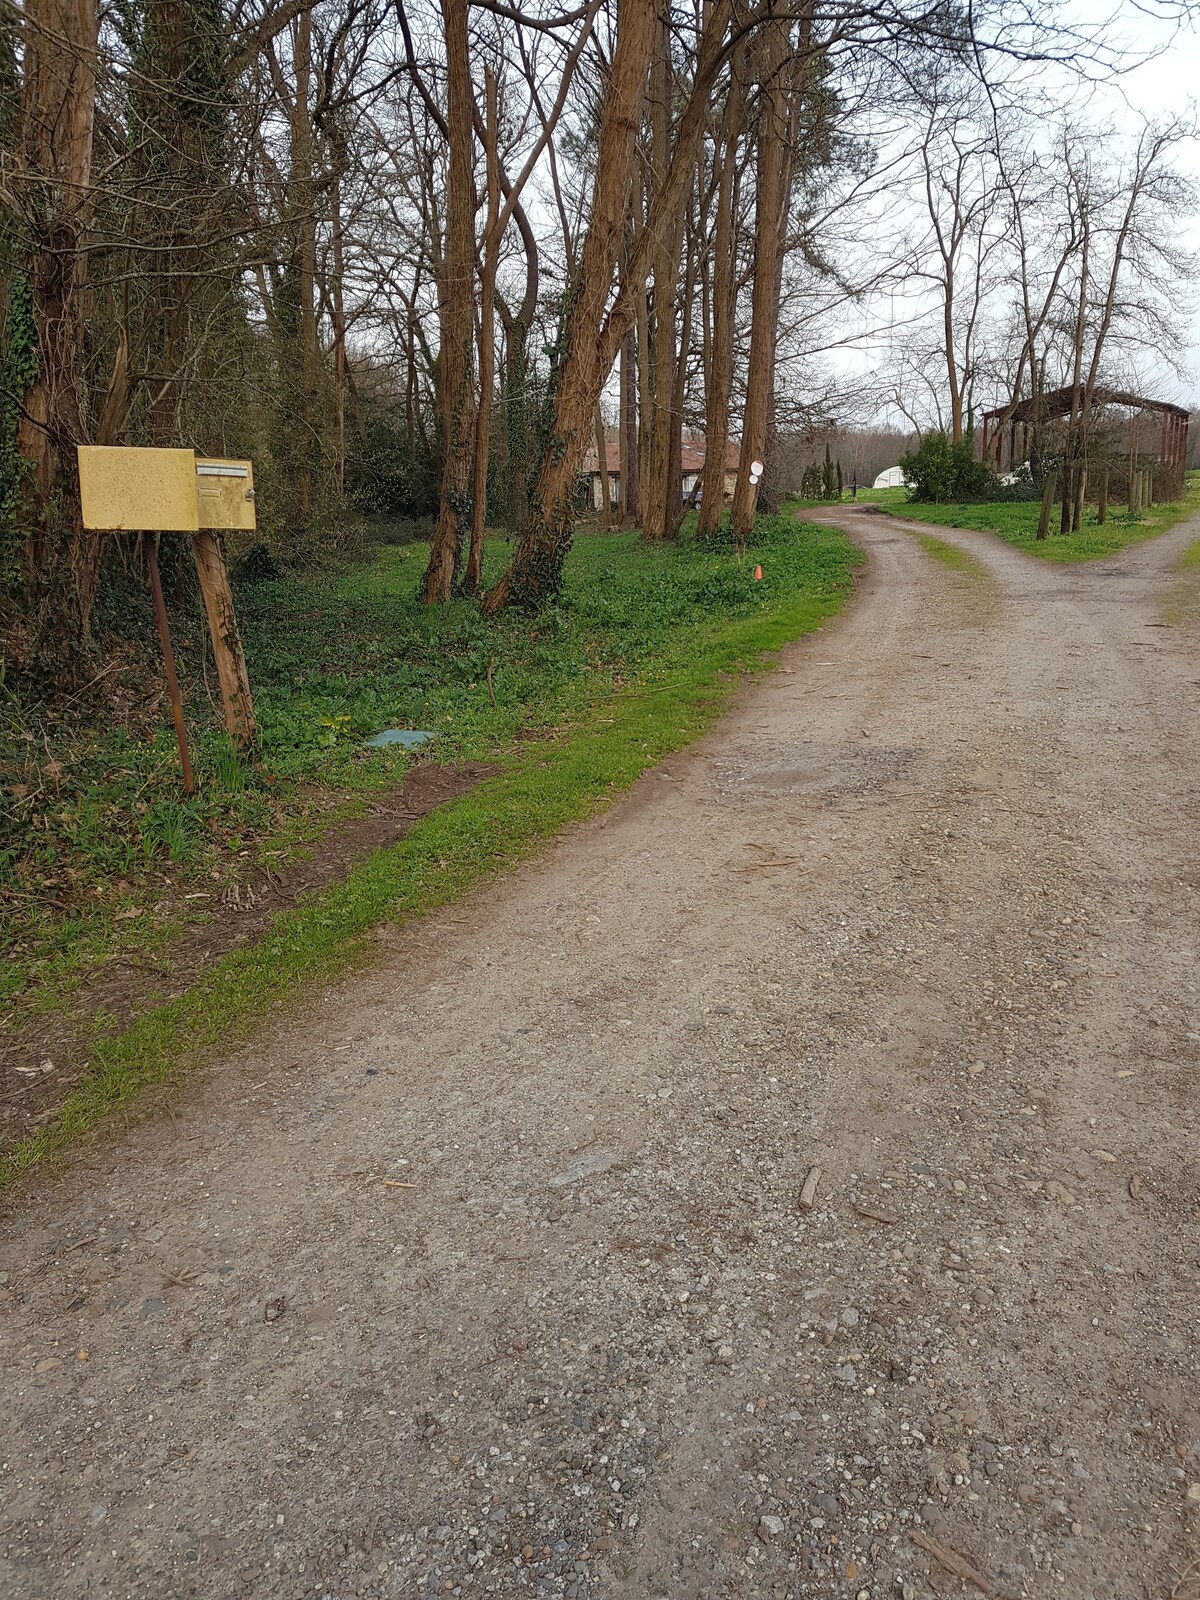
[899,431,998,504]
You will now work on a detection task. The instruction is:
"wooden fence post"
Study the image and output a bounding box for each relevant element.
[192,531,257,749]
[1072,467,1087,533]
[1097,467,1108,525]
[1037,471,1057,540]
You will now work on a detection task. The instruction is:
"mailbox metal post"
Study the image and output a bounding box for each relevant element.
[144,533,196,793]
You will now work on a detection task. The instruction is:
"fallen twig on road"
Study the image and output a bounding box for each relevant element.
[910,1528,992,1595]
[799,1166,822,1210]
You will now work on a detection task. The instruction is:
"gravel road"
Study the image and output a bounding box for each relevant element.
[3,509,1199,1600]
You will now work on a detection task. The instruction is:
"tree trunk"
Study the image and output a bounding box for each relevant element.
[729,18,789,546]
[634,275,651,527]
[1060,207,1090,538]
[619,326,638,522]
[329,158,349,501]
[483,0,657,611]
[423,0,477,602]
[595,404,611,526]
[465,68,500,595]
[667,218,696,536]
[697,65,744,539]
[17,0,99,641]
[640,13,684,541]
[292,5,318,533]
[499,305,532,533]
[944,278,962,446]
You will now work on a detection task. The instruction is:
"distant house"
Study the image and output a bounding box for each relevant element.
[580,437,741,512]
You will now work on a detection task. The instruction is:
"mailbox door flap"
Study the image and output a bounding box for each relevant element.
[194,458,256,531]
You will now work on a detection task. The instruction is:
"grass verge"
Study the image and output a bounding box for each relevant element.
[2,519,850,1018]
[907,529,991,576]
[1,516,859,1191]
[889,474,1200,562]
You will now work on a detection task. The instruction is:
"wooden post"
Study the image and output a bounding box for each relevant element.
[192,531,257,749]
[1072,467,1086,533]
[1037,471,1057,541]
[1097,467,1109,525]
[1128,465,1138,517]
[1059,466,1073,536]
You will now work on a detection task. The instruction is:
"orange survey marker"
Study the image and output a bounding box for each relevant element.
[754,565,763,580]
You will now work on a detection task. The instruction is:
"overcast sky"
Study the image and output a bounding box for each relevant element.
[1011,1,1198,406]
[824,1,1200,429]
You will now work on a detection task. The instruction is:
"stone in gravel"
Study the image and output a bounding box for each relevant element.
[758,1514,785,1542]
[835,1363,857,1385]
[1187,1483,1200,1503]
[841,1308,860,1327]
[264,1297,286,1322]
[813,1493,840,1517]
[550,1149,617,1187]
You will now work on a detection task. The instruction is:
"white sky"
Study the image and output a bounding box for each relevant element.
[1087,3,1199,404]
[826,1,1200,426]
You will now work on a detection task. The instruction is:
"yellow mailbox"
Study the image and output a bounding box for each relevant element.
[77,445,199,531]
[76,444,259,788]
[195,457,256,531]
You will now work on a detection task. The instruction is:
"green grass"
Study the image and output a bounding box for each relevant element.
[2,520,849,1010]
[908,529,990,576]
[1,514,859,1189]
[1175,537,1200,571]
[888,474,1200,562]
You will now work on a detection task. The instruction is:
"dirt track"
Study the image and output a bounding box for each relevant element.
[3,509,1199,1600]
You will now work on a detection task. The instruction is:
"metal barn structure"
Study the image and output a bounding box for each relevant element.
[980,388,1190,497]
